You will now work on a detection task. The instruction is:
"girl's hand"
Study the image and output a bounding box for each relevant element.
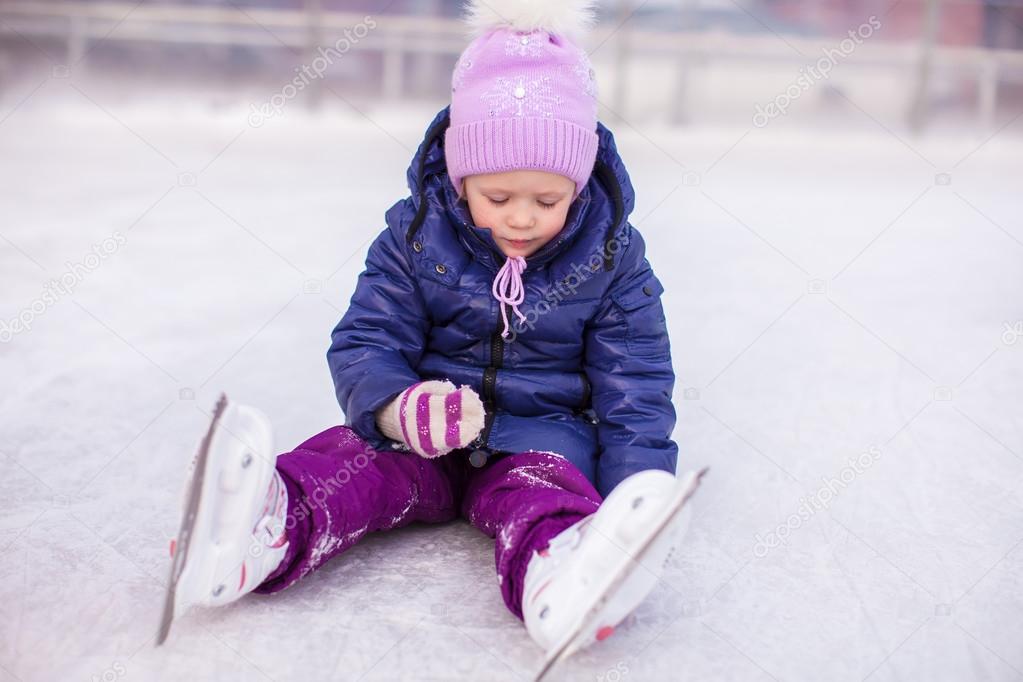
[375,380,485,458]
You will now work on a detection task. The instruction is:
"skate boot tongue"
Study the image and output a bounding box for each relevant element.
[547,518,587,554]
[592,469,677,547]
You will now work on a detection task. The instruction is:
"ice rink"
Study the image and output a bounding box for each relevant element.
[1,92,1022,681]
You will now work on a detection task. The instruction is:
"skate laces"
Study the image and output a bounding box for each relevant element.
[544,517,590,559]
[492,256,528,339]
[252,470,288,545]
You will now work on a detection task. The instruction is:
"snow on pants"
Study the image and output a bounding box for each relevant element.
[252,425,602,619]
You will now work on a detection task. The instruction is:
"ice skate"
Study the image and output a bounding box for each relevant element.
[522,467,706,680]
[156,394,289,645]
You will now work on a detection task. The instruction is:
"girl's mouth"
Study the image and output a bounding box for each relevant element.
[504,238,532,247]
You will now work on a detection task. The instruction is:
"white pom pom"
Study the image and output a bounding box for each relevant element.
[464,0,598,39]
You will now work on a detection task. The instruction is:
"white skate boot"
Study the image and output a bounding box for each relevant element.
[156,394,290,645]
[522,468,705,680]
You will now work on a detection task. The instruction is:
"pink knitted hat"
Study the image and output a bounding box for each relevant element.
[445,1,600,201]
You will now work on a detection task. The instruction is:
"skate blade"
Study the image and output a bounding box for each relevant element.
[532,467,708,681]
[155,393,229,646]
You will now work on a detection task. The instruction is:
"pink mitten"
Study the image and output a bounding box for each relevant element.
[375,380,486,458]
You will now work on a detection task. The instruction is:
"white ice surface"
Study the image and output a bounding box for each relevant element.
[1,92,1022,682]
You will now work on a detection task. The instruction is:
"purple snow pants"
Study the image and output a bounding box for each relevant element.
[252,425,601,619]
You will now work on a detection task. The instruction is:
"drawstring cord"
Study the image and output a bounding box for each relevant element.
[492,256,528,339]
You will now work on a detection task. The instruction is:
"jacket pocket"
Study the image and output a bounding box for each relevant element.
[611,273,671,359]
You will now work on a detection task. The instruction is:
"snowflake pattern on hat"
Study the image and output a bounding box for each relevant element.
[452,47,478,92]
[505,31,546,58]
[569,52,598,118]
[480,75,562,118]
[571,50,598,99]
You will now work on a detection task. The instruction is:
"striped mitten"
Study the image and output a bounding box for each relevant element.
[375,380,486,458]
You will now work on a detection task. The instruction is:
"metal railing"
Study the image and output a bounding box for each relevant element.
[1,0,1022,128]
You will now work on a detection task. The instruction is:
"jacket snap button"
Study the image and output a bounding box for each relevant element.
[412,240,423,253]
[643,285,653,296]
[469,449,489,467]
[435,264,447,274]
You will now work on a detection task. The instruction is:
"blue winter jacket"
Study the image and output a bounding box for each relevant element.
[327,107,677,498]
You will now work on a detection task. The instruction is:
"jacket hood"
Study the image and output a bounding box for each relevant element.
[402,106,636,273]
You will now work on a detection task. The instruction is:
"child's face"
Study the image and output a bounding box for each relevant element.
[463,170,576,259]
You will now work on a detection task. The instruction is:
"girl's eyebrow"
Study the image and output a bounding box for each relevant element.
[480,188,566,198]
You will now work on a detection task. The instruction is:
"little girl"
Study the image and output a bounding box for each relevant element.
[158,0,702,668]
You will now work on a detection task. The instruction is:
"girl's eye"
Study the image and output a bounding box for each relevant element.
[538,201,558,209]
[487,197,508,205]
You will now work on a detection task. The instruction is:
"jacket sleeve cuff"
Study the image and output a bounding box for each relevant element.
[596,448,678,498]
[375,392,406,444]
[342,371,418,450]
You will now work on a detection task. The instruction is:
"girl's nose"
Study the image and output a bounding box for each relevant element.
[508,207,534,230]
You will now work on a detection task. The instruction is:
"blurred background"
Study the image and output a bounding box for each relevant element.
[2,2,1022,682]
[2,0,1023,128]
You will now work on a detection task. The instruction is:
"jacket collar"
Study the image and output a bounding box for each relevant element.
[404,106,635,274]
